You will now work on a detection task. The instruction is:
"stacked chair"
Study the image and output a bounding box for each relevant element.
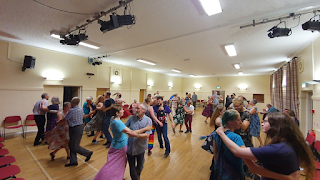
[0,137,24,180]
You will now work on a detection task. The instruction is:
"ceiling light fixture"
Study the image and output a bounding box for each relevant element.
[137,59,156,66]
[302,14,320,32]
[189,74,196,77]
[45,77,64,81]
[50,33,100,49]
[171,69,181,73]
[238,71,243,75]
[199,0,222,16]
[224,44,237,56]
[267,21,291,38]
[233,63,241,69]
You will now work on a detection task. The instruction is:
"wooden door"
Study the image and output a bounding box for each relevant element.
[96,88,110,97]
[139,89,146,103]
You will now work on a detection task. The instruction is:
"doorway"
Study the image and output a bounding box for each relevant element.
[306,91,313,135]
[212,90,225,106]
[63,86,81,103]
[139,89,146,103]
[96,88,110,97]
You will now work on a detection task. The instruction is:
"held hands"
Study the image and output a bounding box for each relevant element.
[216,127,225,136]
[158,121,163,127]
[285,170,300,180]
[171,123,175,128]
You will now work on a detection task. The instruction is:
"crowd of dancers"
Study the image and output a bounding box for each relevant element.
[32,91,315,179]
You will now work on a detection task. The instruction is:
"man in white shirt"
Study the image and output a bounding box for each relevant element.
[184,100,194,133]
[33,93,49,146]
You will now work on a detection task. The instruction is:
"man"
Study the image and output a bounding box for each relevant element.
[153,96,175,157]
[83,97,96,137]
[211,95,219,113]
[97,91,115,148]
[33,93,49,146]
[125,103,152,180]
[63,97,93,167]
[266,104,279,113]
[192,92,198,110]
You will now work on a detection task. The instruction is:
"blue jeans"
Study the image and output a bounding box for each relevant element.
[103,116,112,143]
[156,123,170,153]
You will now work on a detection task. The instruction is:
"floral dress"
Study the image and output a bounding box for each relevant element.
[45,112,69,150]
[173,105,185,125]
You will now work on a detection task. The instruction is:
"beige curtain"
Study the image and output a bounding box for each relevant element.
[285,63,291,110]
[290,58,299,117]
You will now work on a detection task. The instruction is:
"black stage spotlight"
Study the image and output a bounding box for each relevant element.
[302,20,320,32]
[98,14,135,33]
[267,27,291,38]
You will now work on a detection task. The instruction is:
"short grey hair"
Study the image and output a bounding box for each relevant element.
[71,97,80,105]
[63,102,71,107]
[86,96,93,101]
[41,93,48,99]
[139,103,147,111]
[251,99,258,104]
[51,96,60,105]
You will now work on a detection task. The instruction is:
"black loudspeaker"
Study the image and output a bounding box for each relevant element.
[22,55,36,71]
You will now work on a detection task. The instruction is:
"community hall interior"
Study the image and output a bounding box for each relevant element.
[1,0,320,179]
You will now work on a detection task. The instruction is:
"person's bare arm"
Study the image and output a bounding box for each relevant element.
[41,101,49,111]
[98,104,113,112]
[83,110,95,119]
[122,125,151,137]
[249,107,256,115]
[240,120,250,130]
[243,159,300,180]
[148,106,163,127]
[168,113,175,128]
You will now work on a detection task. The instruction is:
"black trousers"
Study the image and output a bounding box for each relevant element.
[34,115,45,145]
[69,124,91,164]
[127,152,145,180]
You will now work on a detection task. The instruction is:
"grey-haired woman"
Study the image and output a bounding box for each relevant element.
[42,96,60,132]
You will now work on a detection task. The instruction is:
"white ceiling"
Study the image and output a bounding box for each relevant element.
[1,0,320,77]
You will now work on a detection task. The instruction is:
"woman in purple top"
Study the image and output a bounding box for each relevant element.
[216,113,314,179]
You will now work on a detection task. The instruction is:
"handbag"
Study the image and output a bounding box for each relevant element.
[201,132,216,154]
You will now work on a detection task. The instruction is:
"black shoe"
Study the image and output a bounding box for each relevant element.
[85,151,93,162]
[87,134,94,137]
[164,151,170,158]
[148,150,152,156]
[185,130,190,133]
[179,130,183,133]
[50,152,55,161]
[34,142,41,146]
[190,130,192,133]
[105,143,111,148]
[67,156,70,160]
[99,135,104,139]
[65,163,78,167]
[103,141,111,146]
[160,145,164,149]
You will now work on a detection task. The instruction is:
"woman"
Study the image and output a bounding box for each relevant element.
[173,99,185,133]
[85,95,105,144]
[202,96,213,124]
[93,104,151,180]
[42,96,60,132]
[46,102,71,160]
[211,109,245,179]
[248,99,263,147]
[216,113,314,179]
[114,92,132,119]
[130,99,138,115]
[144,98,163,156]
[209,105,225,130]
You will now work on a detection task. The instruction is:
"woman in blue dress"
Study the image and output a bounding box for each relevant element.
[248,99,263,147]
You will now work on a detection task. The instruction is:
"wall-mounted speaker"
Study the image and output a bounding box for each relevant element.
[22,55,36,71]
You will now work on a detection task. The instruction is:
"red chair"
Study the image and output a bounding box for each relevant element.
[314,141,320,170]
[24,115,37,138]
[196,100,200,106]
[3,116,24,140]
[0,137,3,142]
[0,148,9,157]
[0,165,21,179]
[306,133,316,145]
[123,104,129,109]
[200,100,205,107]
[0,142,4,149]
[0,156,16,167]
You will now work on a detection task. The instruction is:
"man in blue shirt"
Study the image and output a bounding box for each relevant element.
[266,104,279,113]
[153,96,175,158]
[97,91,115,148]
[125,103,152,180]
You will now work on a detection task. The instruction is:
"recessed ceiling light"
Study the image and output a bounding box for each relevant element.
[233,63,241,69]
[50,33,100,49]
[137,59,156,66]
[171,69,181,73]
[225,44,237,56]
[238,71,243,75]
[199,0,222,16]
[189,74,196,77]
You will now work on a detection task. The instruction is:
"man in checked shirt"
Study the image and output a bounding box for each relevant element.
[125,103,152,180]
